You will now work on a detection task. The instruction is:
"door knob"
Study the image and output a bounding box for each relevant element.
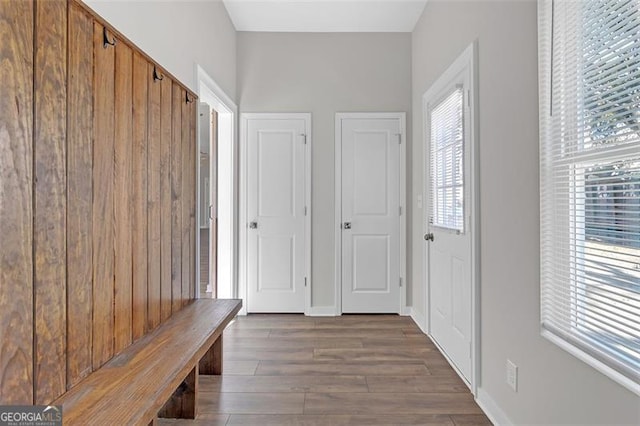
[343,222,352,230]
[424,232,434,241]
[249,221,258,229]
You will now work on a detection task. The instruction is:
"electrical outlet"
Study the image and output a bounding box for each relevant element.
[506,359,518,392]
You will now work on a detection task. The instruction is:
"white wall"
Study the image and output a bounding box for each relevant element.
[237,32,412,309]
[84,0,237,100]
[411,1,640,424]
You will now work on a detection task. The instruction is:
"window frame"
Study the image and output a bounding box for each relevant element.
[538,0,640,395]
[429,86,466,233]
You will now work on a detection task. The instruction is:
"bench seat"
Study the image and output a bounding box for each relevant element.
[54,298,242,425]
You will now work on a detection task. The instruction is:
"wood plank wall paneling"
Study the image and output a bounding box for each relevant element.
[160,76,173,321]
[34,0,68,404]
[0,0,198,404]
[92,21,116,370]
[114,41,133,354]
[132,52,149,340]
[181,91,191,306]
[171,83,184,312]
[0,0,34,405]
[147,64,162,330]
[66,2,93,389]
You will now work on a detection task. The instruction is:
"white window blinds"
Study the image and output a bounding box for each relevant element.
[430,88,465,232]
[540,0,640,392]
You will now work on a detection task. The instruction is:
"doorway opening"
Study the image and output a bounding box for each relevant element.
[196,65,237,300]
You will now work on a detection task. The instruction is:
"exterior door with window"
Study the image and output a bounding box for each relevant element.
[426,67,473,381]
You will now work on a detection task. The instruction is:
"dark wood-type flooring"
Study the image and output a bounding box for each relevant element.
[158,314,491,425]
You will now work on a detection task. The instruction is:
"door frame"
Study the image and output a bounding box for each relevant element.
[422,42,480,395]
[239,113,312,315]
[195,65,238,300]
[334,112,407,315]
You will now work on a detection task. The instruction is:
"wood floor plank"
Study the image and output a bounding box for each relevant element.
[201,375,368,393]
[225,414,454,426]
[449,414,493,425]
[255,361,430,376]
[314,316,415,329]
[366,375,469,393]
[158,414,229,426]
[230,316,315,329]
[225,337,364,350]
[200,392,305,415]
[223,361,259,376]
[314,347,439,362]
[224,349,313,362]
[360,336,435,348]
[224,328,272,338]
[304,393,483,415]
[269,328,406,339]
[402,327,424,336]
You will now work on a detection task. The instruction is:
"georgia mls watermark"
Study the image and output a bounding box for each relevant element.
[0,406,62,426]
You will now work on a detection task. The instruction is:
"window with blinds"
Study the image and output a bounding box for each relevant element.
[430,88,465,232]
[539,0,640,392]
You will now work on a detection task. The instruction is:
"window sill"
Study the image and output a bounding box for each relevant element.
[541,329,640,396]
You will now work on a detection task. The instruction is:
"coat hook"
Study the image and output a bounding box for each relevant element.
[186,93,193,104]
[153,66,164,82]
[103,27,116,48]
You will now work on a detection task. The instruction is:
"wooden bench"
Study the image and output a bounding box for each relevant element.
[54,299,242,425]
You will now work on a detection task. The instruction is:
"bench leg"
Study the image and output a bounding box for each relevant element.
[158,364,198,419]
[199,334,222,375]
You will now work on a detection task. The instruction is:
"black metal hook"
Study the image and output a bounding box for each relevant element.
[186,93,193,104]
[103,27,116,48]
[153,66,164,82]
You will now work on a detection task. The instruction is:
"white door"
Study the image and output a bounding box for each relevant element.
[426,81,473,380]
[246,115,308,312]
[340,116,402,313]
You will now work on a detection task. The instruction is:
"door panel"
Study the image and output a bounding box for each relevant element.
[352,235,389,292]
[258,235,294,291]
[247,117,307,313]
[341,118,400,313]
[258,131,295,217]
[427,86,472,381]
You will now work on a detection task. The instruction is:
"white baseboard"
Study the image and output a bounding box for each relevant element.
[307,306,339,316]
[410,309,427,334]
[400,306,412,316]
[476,388,513,426]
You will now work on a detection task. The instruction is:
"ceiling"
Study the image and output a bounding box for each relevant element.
[222,0,429,33]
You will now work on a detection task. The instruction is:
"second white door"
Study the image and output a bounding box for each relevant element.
[339,115,403,313]
[246,114,309,313]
